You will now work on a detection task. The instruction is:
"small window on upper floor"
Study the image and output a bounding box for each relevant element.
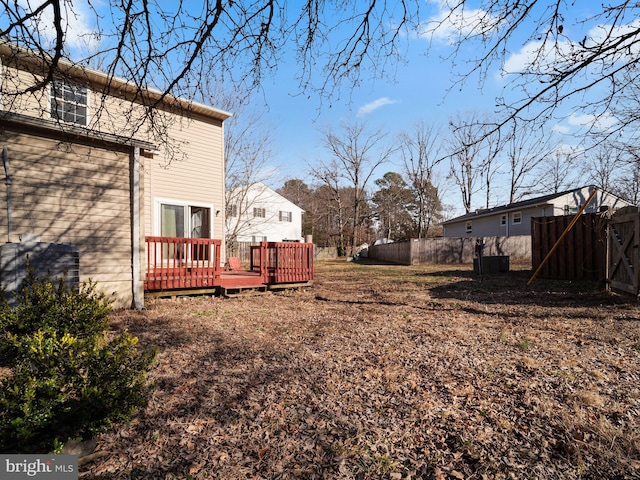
[279,211,292,222]
[50,79,88,126]
[500,214,507,226]
[513,211,522,225]
[466,220,472,233]
[253,207,266,218]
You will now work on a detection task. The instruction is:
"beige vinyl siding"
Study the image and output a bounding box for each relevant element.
[2,49,229,302]
[1,64,50,118]
[0,129,135,308]
[147,113,225,243]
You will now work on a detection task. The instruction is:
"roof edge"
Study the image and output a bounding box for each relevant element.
[0,41,233,122]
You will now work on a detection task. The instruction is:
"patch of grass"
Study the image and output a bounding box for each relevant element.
[518,338,532,351]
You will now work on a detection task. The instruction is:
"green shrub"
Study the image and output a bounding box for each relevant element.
[0,271,156,453]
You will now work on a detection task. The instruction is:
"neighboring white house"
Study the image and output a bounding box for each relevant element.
[226,183,304,242]
[442,185,634,238]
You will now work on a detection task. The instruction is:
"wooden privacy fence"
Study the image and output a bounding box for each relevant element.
[607,206,640,296]
[531,213,607,281]
[367,236,531,265]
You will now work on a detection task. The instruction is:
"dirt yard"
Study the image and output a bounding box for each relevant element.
[83,260,640,479]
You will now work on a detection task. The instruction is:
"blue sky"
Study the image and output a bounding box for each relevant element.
[7,1,623,215]
[251,0,633,216]
[254,2,520,210]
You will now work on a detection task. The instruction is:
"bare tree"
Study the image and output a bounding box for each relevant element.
[309,161,349,255]
[504,123,552,203]
[480,124,501,208]
[612,148,640,205]
[203,86,277,252]
[6,1,640,152]
[1,2,424,118]
[312,121,395,254]
[400,121,445,238]
[446,113,489,213]
[538,146,583,194]
[583,144,620,193]
[428,1,640,148]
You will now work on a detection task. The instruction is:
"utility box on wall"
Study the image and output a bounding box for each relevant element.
[0,239,79,306]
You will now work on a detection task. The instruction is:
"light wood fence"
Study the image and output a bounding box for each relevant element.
[367,236,531,265]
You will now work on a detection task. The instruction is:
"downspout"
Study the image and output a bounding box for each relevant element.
[131,146,144,310]
[2,146,12,242]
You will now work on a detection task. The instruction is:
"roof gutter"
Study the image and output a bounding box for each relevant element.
[0,41,232,122]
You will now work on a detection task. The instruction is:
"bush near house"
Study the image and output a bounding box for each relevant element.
[0,271,156,454]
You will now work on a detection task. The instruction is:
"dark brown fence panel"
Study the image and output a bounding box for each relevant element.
[531,213,607,281]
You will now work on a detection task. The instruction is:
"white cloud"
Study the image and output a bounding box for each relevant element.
[552,124,570,135]
[357,97,398,117]
[568,112,619,131]
[499,40,577,78]
[21,0,101,52]
[418,1,498,45]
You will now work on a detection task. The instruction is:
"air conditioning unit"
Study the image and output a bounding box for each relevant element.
[0,236,79,307]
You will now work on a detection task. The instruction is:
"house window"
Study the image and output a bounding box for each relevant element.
[279,211,292,222]
[500,214,507,226]
[160,203,211,238]
[227,204,238,217]
[50,79,88,126]
[513,211,522,225]
[253,207,266,218]
[564,205,579,215]
[252,236,267,243]
[160,202,211,260]
[466,220,472,233]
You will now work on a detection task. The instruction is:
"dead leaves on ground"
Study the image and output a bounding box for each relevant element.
[83,262,640,479]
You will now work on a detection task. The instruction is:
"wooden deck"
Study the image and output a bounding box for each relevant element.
[144,237,314,297]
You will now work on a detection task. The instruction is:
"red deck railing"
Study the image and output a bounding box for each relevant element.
[144,238,314,292]
[145,236,222,290]
[251,242,315,284]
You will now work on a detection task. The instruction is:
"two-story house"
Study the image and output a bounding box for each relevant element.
[0,42,231,308]
[226,183,304,244]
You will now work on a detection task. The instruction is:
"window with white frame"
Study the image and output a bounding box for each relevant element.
[513,211,522,224]
[466,220,472,233]
[500,214,507,226]
[564,205,579,215]
[50,79,88,126]
[158,202,212,260]
[279,210,292,222]
[160,203,211,238]
[251,236,267,243]
[227,204,238,217]
[253,207,266,218]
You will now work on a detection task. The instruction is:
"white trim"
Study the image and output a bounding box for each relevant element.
[512,211,522,225]
[153,197,214,238]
